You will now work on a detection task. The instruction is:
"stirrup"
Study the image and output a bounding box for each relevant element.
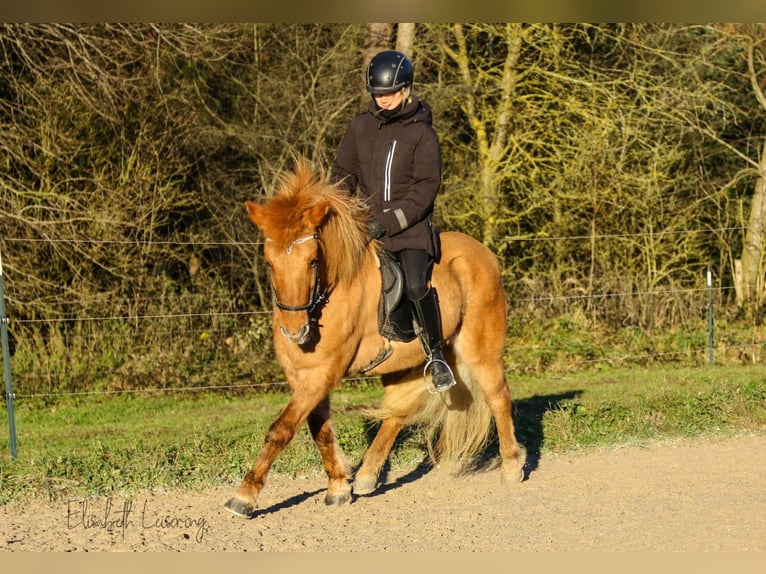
[423,358,456,394]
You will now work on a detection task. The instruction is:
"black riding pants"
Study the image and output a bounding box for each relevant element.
[396,248,434,301]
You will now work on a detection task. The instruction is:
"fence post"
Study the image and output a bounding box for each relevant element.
[0,247,18,459]
[707,266,714,366]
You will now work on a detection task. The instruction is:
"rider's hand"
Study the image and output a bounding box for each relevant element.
[366,218,386,239]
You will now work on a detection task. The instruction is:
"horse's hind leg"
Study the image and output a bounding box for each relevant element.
[472,360,526,483]
[454,271,526,483]
[353,416,404,495]
[491,379,527,483]
[308,396,352,505]
[454,324,525,482]
[353,373,409,495]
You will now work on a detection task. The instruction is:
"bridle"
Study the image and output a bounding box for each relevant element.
[266,233,327,313]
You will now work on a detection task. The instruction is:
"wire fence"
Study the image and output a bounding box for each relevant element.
[3,229,766,460]
[1,230,764,405]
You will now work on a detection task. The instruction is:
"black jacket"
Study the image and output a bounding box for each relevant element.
[330,94,441,256]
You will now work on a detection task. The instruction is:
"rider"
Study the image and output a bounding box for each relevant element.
[330,49,456,393]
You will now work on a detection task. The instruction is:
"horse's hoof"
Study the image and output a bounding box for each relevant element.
[501,466,525,484]
[352,476,377,495]
[501,445,527,484]
[324,487,352,506]
[224,497,256,518]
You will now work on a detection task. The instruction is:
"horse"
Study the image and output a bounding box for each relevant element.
[224,158,526,518]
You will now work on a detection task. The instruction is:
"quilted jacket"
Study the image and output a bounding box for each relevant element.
[330,94,441,256]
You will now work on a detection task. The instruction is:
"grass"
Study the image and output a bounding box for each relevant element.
[1,364,764,505]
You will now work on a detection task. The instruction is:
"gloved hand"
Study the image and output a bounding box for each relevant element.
[366,217,386,239]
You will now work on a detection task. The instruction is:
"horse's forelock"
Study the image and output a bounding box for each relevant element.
[256,161,325,244]
[256,198,305,247]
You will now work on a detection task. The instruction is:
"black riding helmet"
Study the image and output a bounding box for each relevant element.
[366,50,413,94]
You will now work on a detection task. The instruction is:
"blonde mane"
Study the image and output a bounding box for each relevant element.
[257,159,371,288]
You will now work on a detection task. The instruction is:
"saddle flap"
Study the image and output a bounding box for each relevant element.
[379,250,404,311]
[376,250,416,343]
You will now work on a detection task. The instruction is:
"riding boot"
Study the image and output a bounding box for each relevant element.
[412,288,456,393]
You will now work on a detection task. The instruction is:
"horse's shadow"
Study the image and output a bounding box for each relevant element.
[507,390,583,478]
[248,488,326,518]
[249,390,582,516]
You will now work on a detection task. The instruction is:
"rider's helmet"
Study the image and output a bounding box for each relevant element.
[366,50,413,94]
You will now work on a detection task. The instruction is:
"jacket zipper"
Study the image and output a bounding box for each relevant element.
[384,139,397,202]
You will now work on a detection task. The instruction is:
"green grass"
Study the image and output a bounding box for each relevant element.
[1,365,764,505]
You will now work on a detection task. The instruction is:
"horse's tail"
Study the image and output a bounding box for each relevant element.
[365,360,494,464]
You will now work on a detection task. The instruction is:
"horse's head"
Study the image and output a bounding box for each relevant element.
[246,197,330,345]
[245,158,371,346]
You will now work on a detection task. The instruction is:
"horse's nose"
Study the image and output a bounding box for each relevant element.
[280,323,310,345]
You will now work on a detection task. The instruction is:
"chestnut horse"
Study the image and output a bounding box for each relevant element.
[225,159,526,518]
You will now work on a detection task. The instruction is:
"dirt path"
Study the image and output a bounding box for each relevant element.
[1,434,764,552]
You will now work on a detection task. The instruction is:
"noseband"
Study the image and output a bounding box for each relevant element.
[267,233,327,313]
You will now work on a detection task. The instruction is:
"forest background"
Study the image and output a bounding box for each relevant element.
[1,23,765,398]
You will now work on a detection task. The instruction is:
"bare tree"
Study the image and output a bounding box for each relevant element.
[419,23,747,328]
[0,23,366,392]
[738,32,766,308]
[396,23,415,56]
[432,23,524,247]
[700,25,766,310]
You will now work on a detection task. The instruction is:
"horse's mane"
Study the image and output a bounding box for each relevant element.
[260,159,371,288]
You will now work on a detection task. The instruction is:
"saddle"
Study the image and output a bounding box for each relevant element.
[360,250,417,372]
[377,250,416,342]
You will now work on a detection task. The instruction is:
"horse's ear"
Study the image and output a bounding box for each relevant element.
[305,200,330,229]
[245,200,266,231]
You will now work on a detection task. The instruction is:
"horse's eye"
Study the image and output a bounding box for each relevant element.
[310,259,319,268]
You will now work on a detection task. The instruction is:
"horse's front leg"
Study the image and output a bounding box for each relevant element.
[224,388,326,518]
[308,396,352,505]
